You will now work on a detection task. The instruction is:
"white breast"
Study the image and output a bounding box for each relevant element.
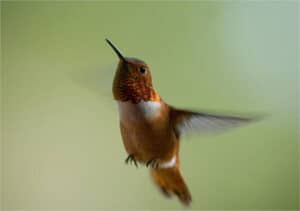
[160,155,176,168]
[118,100,162,122]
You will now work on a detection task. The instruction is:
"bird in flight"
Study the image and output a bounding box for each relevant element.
[106,39,258,206]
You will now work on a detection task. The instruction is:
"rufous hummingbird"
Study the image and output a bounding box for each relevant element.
[106,39,256,206]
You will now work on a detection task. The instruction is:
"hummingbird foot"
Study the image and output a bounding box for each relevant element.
[125,154,138,168]
[146,158,160,169]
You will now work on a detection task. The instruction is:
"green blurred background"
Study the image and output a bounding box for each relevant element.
[1,1,299,210]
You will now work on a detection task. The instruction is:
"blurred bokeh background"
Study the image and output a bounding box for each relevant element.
[1,1,298,210]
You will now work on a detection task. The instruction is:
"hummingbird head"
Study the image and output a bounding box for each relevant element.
[106,39,160,104]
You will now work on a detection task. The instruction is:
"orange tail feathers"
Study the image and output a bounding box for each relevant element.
[151,166,192,206]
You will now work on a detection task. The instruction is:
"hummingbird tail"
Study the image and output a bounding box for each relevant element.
[150,166,192,206]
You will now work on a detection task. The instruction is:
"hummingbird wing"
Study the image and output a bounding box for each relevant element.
[170,107,260,137]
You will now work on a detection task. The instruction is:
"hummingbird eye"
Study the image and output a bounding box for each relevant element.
[139,66,147,74]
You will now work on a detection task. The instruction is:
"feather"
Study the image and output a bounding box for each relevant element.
[170,107,260,137]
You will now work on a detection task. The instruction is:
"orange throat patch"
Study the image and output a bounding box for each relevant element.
[113,76,160,104]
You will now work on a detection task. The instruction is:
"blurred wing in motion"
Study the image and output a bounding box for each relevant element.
[170,107,260,138]
[70,63,116,109]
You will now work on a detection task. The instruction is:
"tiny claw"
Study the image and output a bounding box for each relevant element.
[146,158,159,169]
[125,157,130,164]
[133,159,138,167]
[146,160,152,167]
[125,154,138,168]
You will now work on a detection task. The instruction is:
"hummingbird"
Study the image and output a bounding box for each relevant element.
[106,39,257,206]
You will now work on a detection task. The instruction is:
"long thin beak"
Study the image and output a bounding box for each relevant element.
[105,39,126,61]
